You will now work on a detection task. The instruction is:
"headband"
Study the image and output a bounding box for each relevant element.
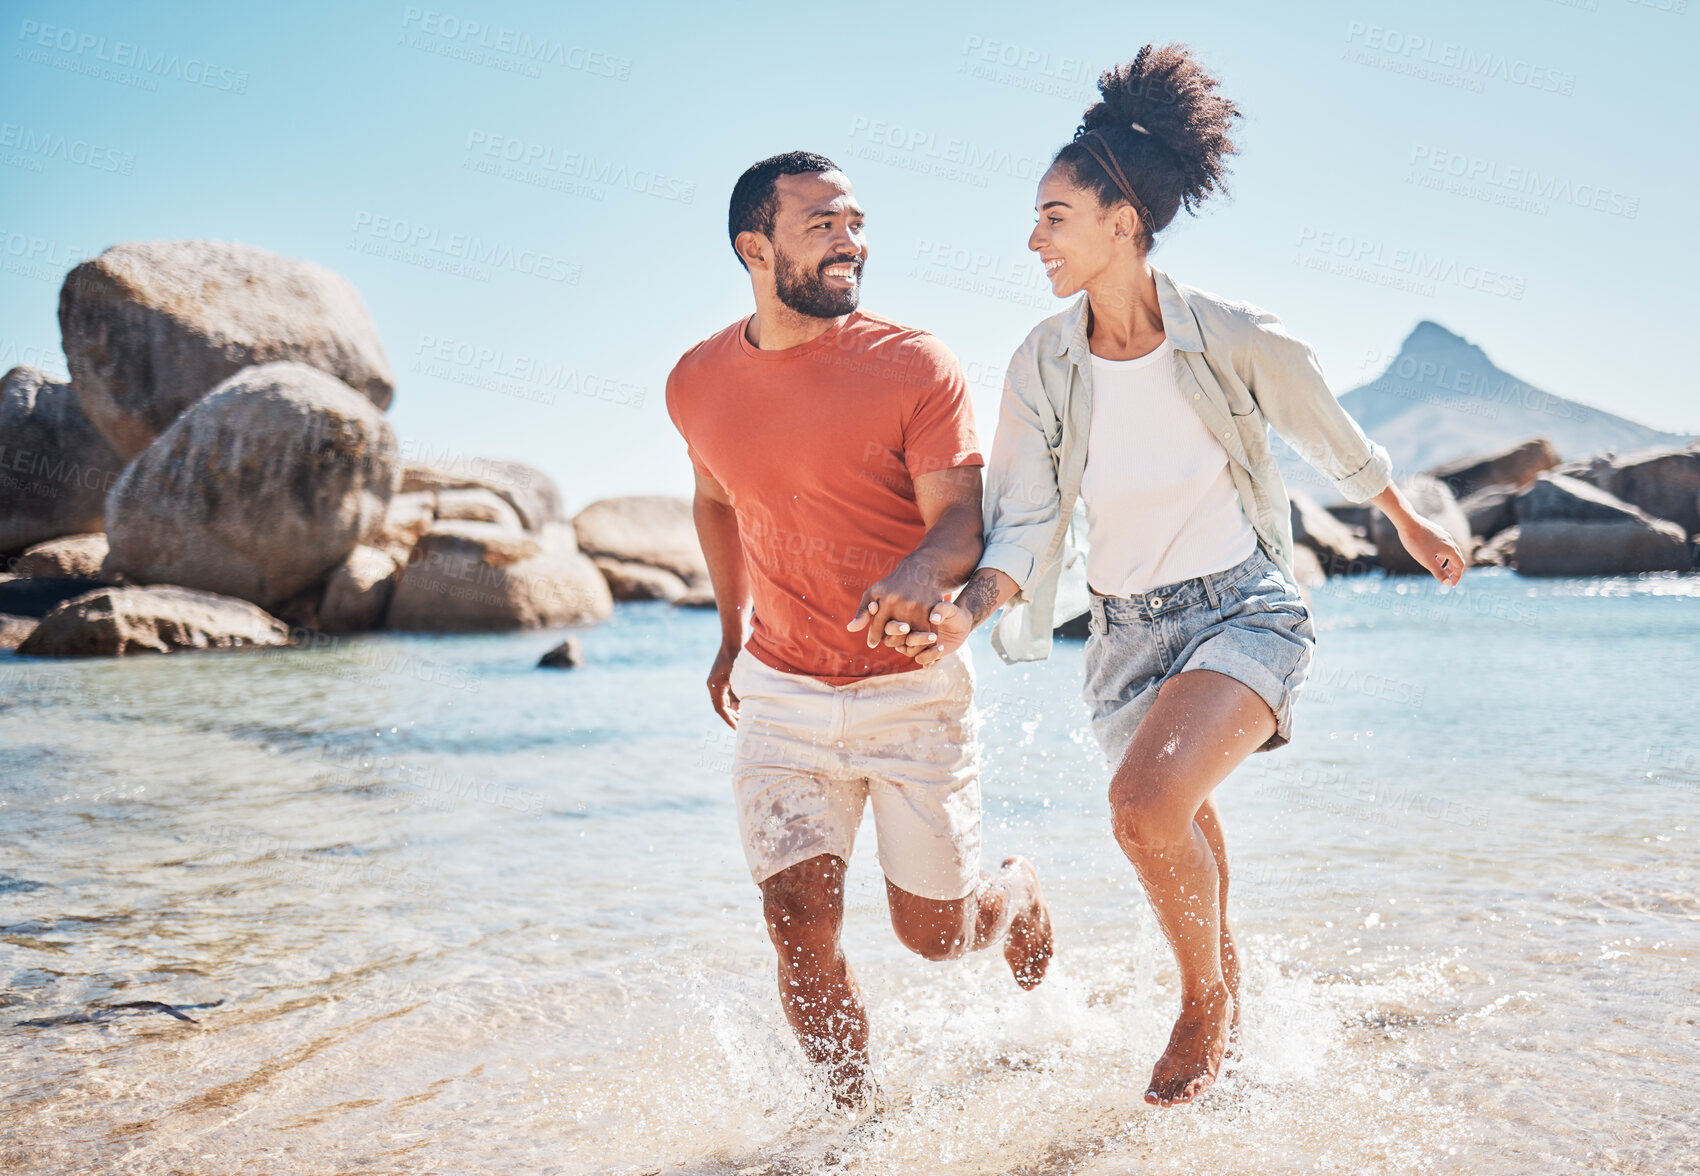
[1076,127,1156,237]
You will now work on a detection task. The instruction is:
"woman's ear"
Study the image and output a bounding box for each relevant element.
[1113,204,1137,242]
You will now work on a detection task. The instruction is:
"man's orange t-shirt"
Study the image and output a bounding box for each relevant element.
[666,310,983,685]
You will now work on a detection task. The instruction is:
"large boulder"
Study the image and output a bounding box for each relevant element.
[1289,490,1376,576]
[573,495,707,585]
[0,613,37,650]
[399,460,562,533]
[1457,481,1520,543]
[1473,526,1518,568]
[1425,438,1560,501]
[318,545,399,633]
[1369,475,1472,574]
[0,366,126,552]
[59,241,394,460]
[371,490,437,561]
[1547,455,1613,489]
[593,556,688,602]
[103,362,398,609]
[386,520,612,631]
[432,487,524,531]
[1596,446,1700,538]
[13,533,110,579]
[1513,473,1692,576]
[15,584,291,657]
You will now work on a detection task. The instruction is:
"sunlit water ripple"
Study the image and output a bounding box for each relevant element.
[2,567,1696,1174]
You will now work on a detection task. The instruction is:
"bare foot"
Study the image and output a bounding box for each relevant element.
[1144,982,1235,1107]
[828,1062,876,1112]
[1002,856,1053,990]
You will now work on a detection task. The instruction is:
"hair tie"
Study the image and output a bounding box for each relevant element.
[1076,129,1156,236]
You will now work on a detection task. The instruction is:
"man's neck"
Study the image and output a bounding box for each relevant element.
[745,298,849,352]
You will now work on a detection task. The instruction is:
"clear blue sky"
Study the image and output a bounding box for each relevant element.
[3,0,1695,512]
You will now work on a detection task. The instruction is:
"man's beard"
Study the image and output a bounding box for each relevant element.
[773,247,862,319]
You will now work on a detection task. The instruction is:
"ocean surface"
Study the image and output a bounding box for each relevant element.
[2,567,1697,1176]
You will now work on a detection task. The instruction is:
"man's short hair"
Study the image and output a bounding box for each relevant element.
[727,151,841,270]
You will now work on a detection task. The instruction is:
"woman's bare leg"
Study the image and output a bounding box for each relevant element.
[1108,668,1274,1106]
[1193,794,1239,1037]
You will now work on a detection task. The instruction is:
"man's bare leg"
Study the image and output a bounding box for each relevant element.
[1109,669,1274,1107]
[885,856,1053,988]
[760,854,871,1105]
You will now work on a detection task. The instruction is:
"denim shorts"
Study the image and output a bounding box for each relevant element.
[1081,542,1315,767]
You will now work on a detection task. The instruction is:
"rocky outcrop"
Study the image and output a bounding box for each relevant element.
[539,636,584,668]
[0,613,36,650]
[1289,490,1376,575]
[1457,482,1520,543]
[318,545,400,633]
[15,584,291,657]
[1547,455,1613,488]
[674,583,717,609]
[102,362,397,610]
[1473,526,1518,568]
[399,460,563,533]
[431,487,523,531]
[1513,473,1692,576]
[386,520,612,631]
[13,534,110,579]
[59,241,395,460]
[1595,445,1700,538]
[573,496,708,586]
[371,491,437,560]
[0,366,126,552]
[1426,438,1559,500]
[1369,475,1472,574]
[593,556,688,602]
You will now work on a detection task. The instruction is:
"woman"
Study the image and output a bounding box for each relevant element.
[884,44,1466,1107]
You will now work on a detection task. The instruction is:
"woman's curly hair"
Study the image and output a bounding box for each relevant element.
[1054,44,1243,249]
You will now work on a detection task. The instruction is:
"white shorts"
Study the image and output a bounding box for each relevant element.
[727,646,982,902]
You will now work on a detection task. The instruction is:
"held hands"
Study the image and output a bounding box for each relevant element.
[1397,513,1467,586]
[845,560,945,649]
[883,600,972,668]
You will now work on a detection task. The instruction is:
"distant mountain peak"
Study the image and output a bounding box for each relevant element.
[1395,320,1492,368]
[1273,319,1697,504]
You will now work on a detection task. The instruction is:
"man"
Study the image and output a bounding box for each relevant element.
[665,151,1053,1107]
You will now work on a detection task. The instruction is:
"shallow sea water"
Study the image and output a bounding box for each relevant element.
[2,567,1697,1174]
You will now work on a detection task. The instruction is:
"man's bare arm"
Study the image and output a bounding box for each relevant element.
[692,469,751,726]
[847,464,985,648]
